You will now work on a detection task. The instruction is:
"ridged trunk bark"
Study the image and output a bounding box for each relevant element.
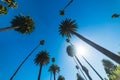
[0,26,19,32]
[72,31,120,64]
[10,44,40,80]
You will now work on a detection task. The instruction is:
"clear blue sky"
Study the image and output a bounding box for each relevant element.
[1,0,120,80]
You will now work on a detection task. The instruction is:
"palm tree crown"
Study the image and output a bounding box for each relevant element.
[112,13,120,18]
[34,50,50,66]
[58,75,65,80]
[34,50,50,80]
[59,18,77,37]
[49,64,60,80]
[11,15,35,34]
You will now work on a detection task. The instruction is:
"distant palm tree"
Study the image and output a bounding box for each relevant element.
[66,45,92,80]
[0,4,8,15]
[112,13,120,18]
[10,40,45,80]
[75,65,87,80]
[49,64,60,80]
[34,50,50,80]
[49,57,56,80]
[0,15,34,34]
[59,18,120,64]
[58,75,65,80]
[2,0,18,9]
[76,73,84,80]
[60,0,74,16]
[52,57,56,63]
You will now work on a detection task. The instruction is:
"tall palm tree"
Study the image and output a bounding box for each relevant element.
[34,50,50,80]
[58,75,65,80]
[49,64,60,80]
[0,15,34,34]
[60,0,74,16]
[49,57,56,80]
[66,45,92,80]
[10,40,45,80]
[82,56,104,80]
[59,18,120,64]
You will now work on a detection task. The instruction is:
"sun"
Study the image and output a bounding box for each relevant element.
[74,43,89,57]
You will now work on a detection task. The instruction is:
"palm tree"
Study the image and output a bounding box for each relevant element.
[34,50,50,80]
[112,13,120,18]
[76,73,84,80]
[49,64,60,80]
[0,4,8,15]
[49,57,56,80]
[58,75,65,80]
[59,18,120,64]
[2,0,18,9]
[52,57,56,63]
[60,0,74,16]
[75,65,87,80]
[0,15,34,34]
[10,40,45,80]
[66,45,92,80]
[82,56,104,80]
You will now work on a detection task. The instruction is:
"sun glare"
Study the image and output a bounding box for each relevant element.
[74,43,89,57]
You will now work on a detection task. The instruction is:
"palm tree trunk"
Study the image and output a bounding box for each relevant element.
[0,26,19,32]
[38,65,43,80]
[10,44,40,80]
[63,0,74,10]
[53,72,56,80]
[82,56,104,80]
[75,56,92,80]
[50,72,52,80]
[72,31,120,64]
[73,58,87,80]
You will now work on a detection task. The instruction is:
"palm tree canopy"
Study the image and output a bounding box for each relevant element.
[34,50,50,66]
[112,13,120,18]
[59,18,78,38]
[52,57,56,63]
[66,45,76,57]
[11,15,35,34]
[76,73,84,80]
[76,65,80,70]
[0,4,8,15]
[59,10,64,16]
[49,64,60,74]
[40,40,45,45]
[58,75,65,80]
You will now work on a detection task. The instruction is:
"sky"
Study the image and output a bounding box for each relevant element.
[0,0,120,80]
